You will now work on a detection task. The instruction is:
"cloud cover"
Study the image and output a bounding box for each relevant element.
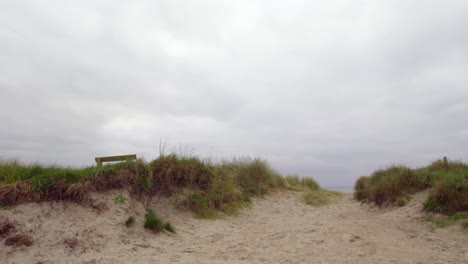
[1,0,467,186]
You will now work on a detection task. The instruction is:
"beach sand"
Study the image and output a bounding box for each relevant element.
[1,190,467,264]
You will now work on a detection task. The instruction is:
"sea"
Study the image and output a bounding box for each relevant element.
[323,186,354,193]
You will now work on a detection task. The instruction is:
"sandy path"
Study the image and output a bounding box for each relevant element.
[1,191,467,264]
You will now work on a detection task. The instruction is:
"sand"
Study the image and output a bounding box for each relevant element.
[1,190,467,264]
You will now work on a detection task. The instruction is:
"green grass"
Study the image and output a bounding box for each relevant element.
[286,175,319,191]
[423,212,468,229]
[125,216,135,227]
[0,159,150,205]
[302,189,343,206]
[354,158,468,214]
[396,196,408,207]
[113,195,126,204]
[0,154,320,219]
[144,209,175,233]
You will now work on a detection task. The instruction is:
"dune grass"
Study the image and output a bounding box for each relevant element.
[0,154,308,218]
[302,189,343,206]
[423,212,468,230]
[0,159,151,205]
[144,209,175,233]
[354,158,468,214]
[125,216,135,227]
[285,175,343,206]
[285,175,319,191]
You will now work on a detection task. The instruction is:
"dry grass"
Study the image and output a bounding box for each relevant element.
[0,219,15,238]
[5,234,33,247]
[302,190,343,206]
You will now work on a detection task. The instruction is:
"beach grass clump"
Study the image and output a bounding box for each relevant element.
[302,189,343,206]
[144,210,175,233]
[226,158,285,197]
[286,175,319,191]
[0,160,148,206]
[177,175,248,218]
[113,195,126,204]
[396,196,408,207]
[423,172,468,214]
[125,216,135,227]
[149,155,214,195]
[355,158,468,214]
[354,166,428,206]
[423,212,468,230]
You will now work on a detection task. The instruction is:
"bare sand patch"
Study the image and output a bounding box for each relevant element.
[1,190,467,263]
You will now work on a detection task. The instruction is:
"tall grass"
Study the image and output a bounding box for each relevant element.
[0,155,302,218]
[354,158,468,214]
[285,175,319,191]
[0,159,151,205]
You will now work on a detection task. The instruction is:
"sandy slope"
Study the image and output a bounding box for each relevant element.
[1,190,467,264]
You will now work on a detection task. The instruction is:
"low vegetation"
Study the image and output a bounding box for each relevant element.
[125,216,135,227]
[354,158,468,215]
[0,154,302,218]
[285,175,340,206]
[285,175,319,191]
[144,210,175,233]
[113,195,126,204]
[422,212,468,230]
[302,189,343,206]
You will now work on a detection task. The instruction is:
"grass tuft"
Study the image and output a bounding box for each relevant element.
[125,216,135,227]
[144,210,165,232]
[164,222,176,233]
[286,175,319,191]
[396,196,408,207]
[144,209,175,233]
[113,195,126,204]
[302,190,343,206]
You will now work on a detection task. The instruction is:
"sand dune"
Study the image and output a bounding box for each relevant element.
[1,190,467,264]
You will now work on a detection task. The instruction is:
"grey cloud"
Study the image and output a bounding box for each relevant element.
[1,0,467,187]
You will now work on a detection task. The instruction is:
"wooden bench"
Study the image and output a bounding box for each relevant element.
[95,154,137,167]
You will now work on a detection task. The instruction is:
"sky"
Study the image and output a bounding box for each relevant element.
[1,0,467,187]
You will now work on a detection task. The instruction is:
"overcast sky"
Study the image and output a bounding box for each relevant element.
[1,1,467,187]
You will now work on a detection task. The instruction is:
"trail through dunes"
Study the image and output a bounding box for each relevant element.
[1,191,467,264]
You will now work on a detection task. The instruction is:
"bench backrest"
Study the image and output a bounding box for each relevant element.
[95,154,137,167]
